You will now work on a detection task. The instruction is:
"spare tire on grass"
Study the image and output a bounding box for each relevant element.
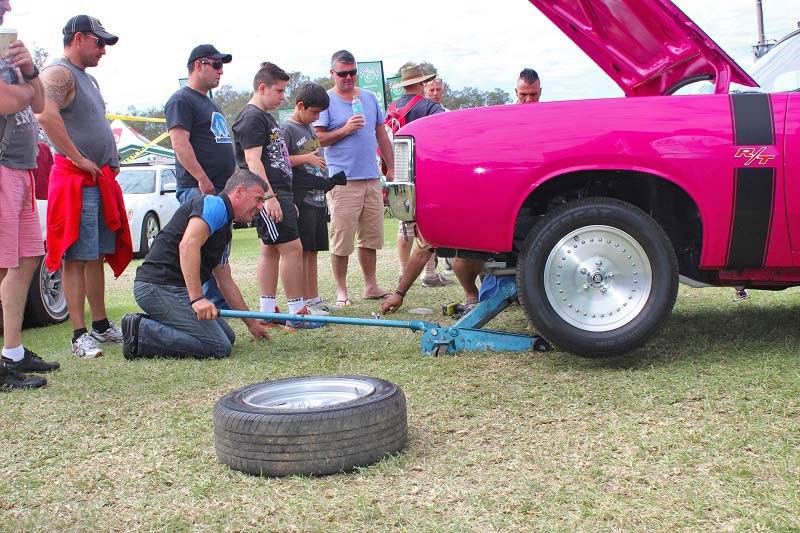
[213,375,407,477]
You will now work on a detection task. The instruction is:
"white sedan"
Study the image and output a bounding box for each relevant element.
[116,164,180,258]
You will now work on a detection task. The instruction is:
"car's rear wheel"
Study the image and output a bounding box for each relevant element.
[517,198,678,358]
[24,256,69,327]
[138,212,159,258]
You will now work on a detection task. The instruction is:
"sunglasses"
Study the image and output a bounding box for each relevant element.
[84,33,106,48]
[334,69,358,78]
[200,59,224,70]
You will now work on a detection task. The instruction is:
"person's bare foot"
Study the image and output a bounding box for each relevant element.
[364,289,390,300]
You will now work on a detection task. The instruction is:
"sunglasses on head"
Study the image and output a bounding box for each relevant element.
[334,69,358,78]
[83,33,106,48]
[200,59,224,70]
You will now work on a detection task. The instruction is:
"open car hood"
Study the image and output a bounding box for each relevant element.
[529,0,758,96]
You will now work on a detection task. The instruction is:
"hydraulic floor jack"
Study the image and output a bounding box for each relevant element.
[220,275,551,356]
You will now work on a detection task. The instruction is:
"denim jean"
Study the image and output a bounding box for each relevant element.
[176,185,230,310]
[133,280,235,359]
[64,186,116,260]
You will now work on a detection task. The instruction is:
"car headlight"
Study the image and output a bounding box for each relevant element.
[393,137,414,183]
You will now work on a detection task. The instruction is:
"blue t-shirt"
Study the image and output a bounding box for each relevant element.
[313,88,384,180]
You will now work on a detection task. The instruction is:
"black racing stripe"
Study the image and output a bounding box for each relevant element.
[726,167,775,269]
[730,93,774,146]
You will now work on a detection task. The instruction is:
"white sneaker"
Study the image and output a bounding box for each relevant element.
[307,303,331,316]
[91,321,123,343]
[72,333,104,359]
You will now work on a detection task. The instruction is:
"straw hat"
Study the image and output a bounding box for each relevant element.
[396,64,437,87]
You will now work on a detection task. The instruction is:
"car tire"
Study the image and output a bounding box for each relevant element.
[214,375,407,477]
[517,197,678,358]
[137,212,159,258]
[24,256,69,327]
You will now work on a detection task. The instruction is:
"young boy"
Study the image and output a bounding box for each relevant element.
[281,83,346,315]
[232,64,329,330]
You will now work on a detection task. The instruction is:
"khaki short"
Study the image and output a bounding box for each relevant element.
[327,178,384,256]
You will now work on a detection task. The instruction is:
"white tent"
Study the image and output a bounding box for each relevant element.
[111,119,175,165]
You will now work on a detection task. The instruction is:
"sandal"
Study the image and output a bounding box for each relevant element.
[334,298,352,309]
[364,292,390,300]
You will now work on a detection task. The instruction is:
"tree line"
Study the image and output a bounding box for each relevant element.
[124,61,511,148]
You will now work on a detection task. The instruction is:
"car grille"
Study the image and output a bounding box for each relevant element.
[393,137,414,183]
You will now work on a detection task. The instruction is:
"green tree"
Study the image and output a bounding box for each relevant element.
[485,88,511,106]
[392,61,438,77]
[213,85,250,127]
[32,45,48,70]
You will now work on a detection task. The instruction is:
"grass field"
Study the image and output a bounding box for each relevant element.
[2,220,799,530]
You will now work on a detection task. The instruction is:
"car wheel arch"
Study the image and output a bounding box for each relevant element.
[513,169,703,273]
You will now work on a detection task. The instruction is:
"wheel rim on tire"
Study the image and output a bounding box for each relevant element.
[243,378,376,409]
[543,224,652,332]
[40,266,67,318]
[146,217,159,249]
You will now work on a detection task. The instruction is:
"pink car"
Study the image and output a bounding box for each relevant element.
[387,0,800,357]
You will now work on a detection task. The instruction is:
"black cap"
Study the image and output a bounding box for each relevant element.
[62,15,119,45]
[187,44,232,67]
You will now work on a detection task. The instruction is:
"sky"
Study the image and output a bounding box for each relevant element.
[4,0,798,113]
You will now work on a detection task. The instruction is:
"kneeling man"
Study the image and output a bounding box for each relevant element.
[122,169,271,359]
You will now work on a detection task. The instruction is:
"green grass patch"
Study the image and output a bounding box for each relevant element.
[2,222,799,530]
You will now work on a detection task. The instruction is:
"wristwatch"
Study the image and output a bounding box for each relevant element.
[22,65,39,81]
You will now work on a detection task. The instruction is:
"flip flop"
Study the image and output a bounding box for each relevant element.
[364,293,390,300]
[334,298,352,309]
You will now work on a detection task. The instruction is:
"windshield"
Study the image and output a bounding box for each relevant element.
[672,30,800,96]
[116,169,156,194]
[748,30,800,92]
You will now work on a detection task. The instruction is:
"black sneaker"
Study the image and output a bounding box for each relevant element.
[121,313,146,360]
[2,348,60,373]
[0,362,47,390]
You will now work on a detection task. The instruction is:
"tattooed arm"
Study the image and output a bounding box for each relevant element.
[37,65,101,178]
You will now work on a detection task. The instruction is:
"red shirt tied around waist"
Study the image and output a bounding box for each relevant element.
[45,154,132,276]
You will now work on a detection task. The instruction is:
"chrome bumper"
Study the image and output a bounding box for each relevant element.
[386,182,416,222]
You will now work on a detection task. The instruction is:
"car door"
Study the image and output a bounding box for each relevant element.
[159,168,180,227]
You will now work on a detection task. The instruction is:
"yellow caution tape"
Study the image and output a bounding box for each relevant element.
[106,113,166,123]
[120,131,172,164]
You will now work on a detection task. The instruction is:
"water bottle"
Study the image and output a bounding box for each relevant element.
[352,94,363,116]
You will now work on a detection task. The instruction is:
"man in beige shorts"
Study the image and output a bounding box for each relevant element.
[314,50,394,307]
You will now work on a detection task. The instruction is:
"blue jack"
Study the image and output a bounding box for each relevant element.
[219,275,550,356]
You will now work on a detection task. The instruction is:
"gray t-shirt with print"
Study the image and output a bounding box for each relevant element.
[0,59,37,169]
[281,120,327,208]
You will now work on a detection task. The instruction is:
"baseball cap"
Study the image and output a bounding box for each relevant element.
[187,44,232,67]
[62,15,118,45]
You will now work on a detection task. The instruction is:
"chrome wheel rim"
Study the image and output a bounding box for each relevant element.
[543,225,652,332]
[41,266,67,318]
[145,217,159,249]
[243,378,376,409]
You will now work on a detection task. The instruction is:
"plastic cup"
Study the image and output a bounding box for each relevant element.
[0,28,17,56]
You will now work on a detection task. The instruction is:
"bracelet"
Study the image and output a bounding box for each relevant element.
[394,289,407,298]
[22,65,39,80]
[190,296,205,305]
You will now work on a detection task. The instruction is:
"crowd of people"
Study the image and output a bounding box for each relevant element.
[0,6,543,390]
